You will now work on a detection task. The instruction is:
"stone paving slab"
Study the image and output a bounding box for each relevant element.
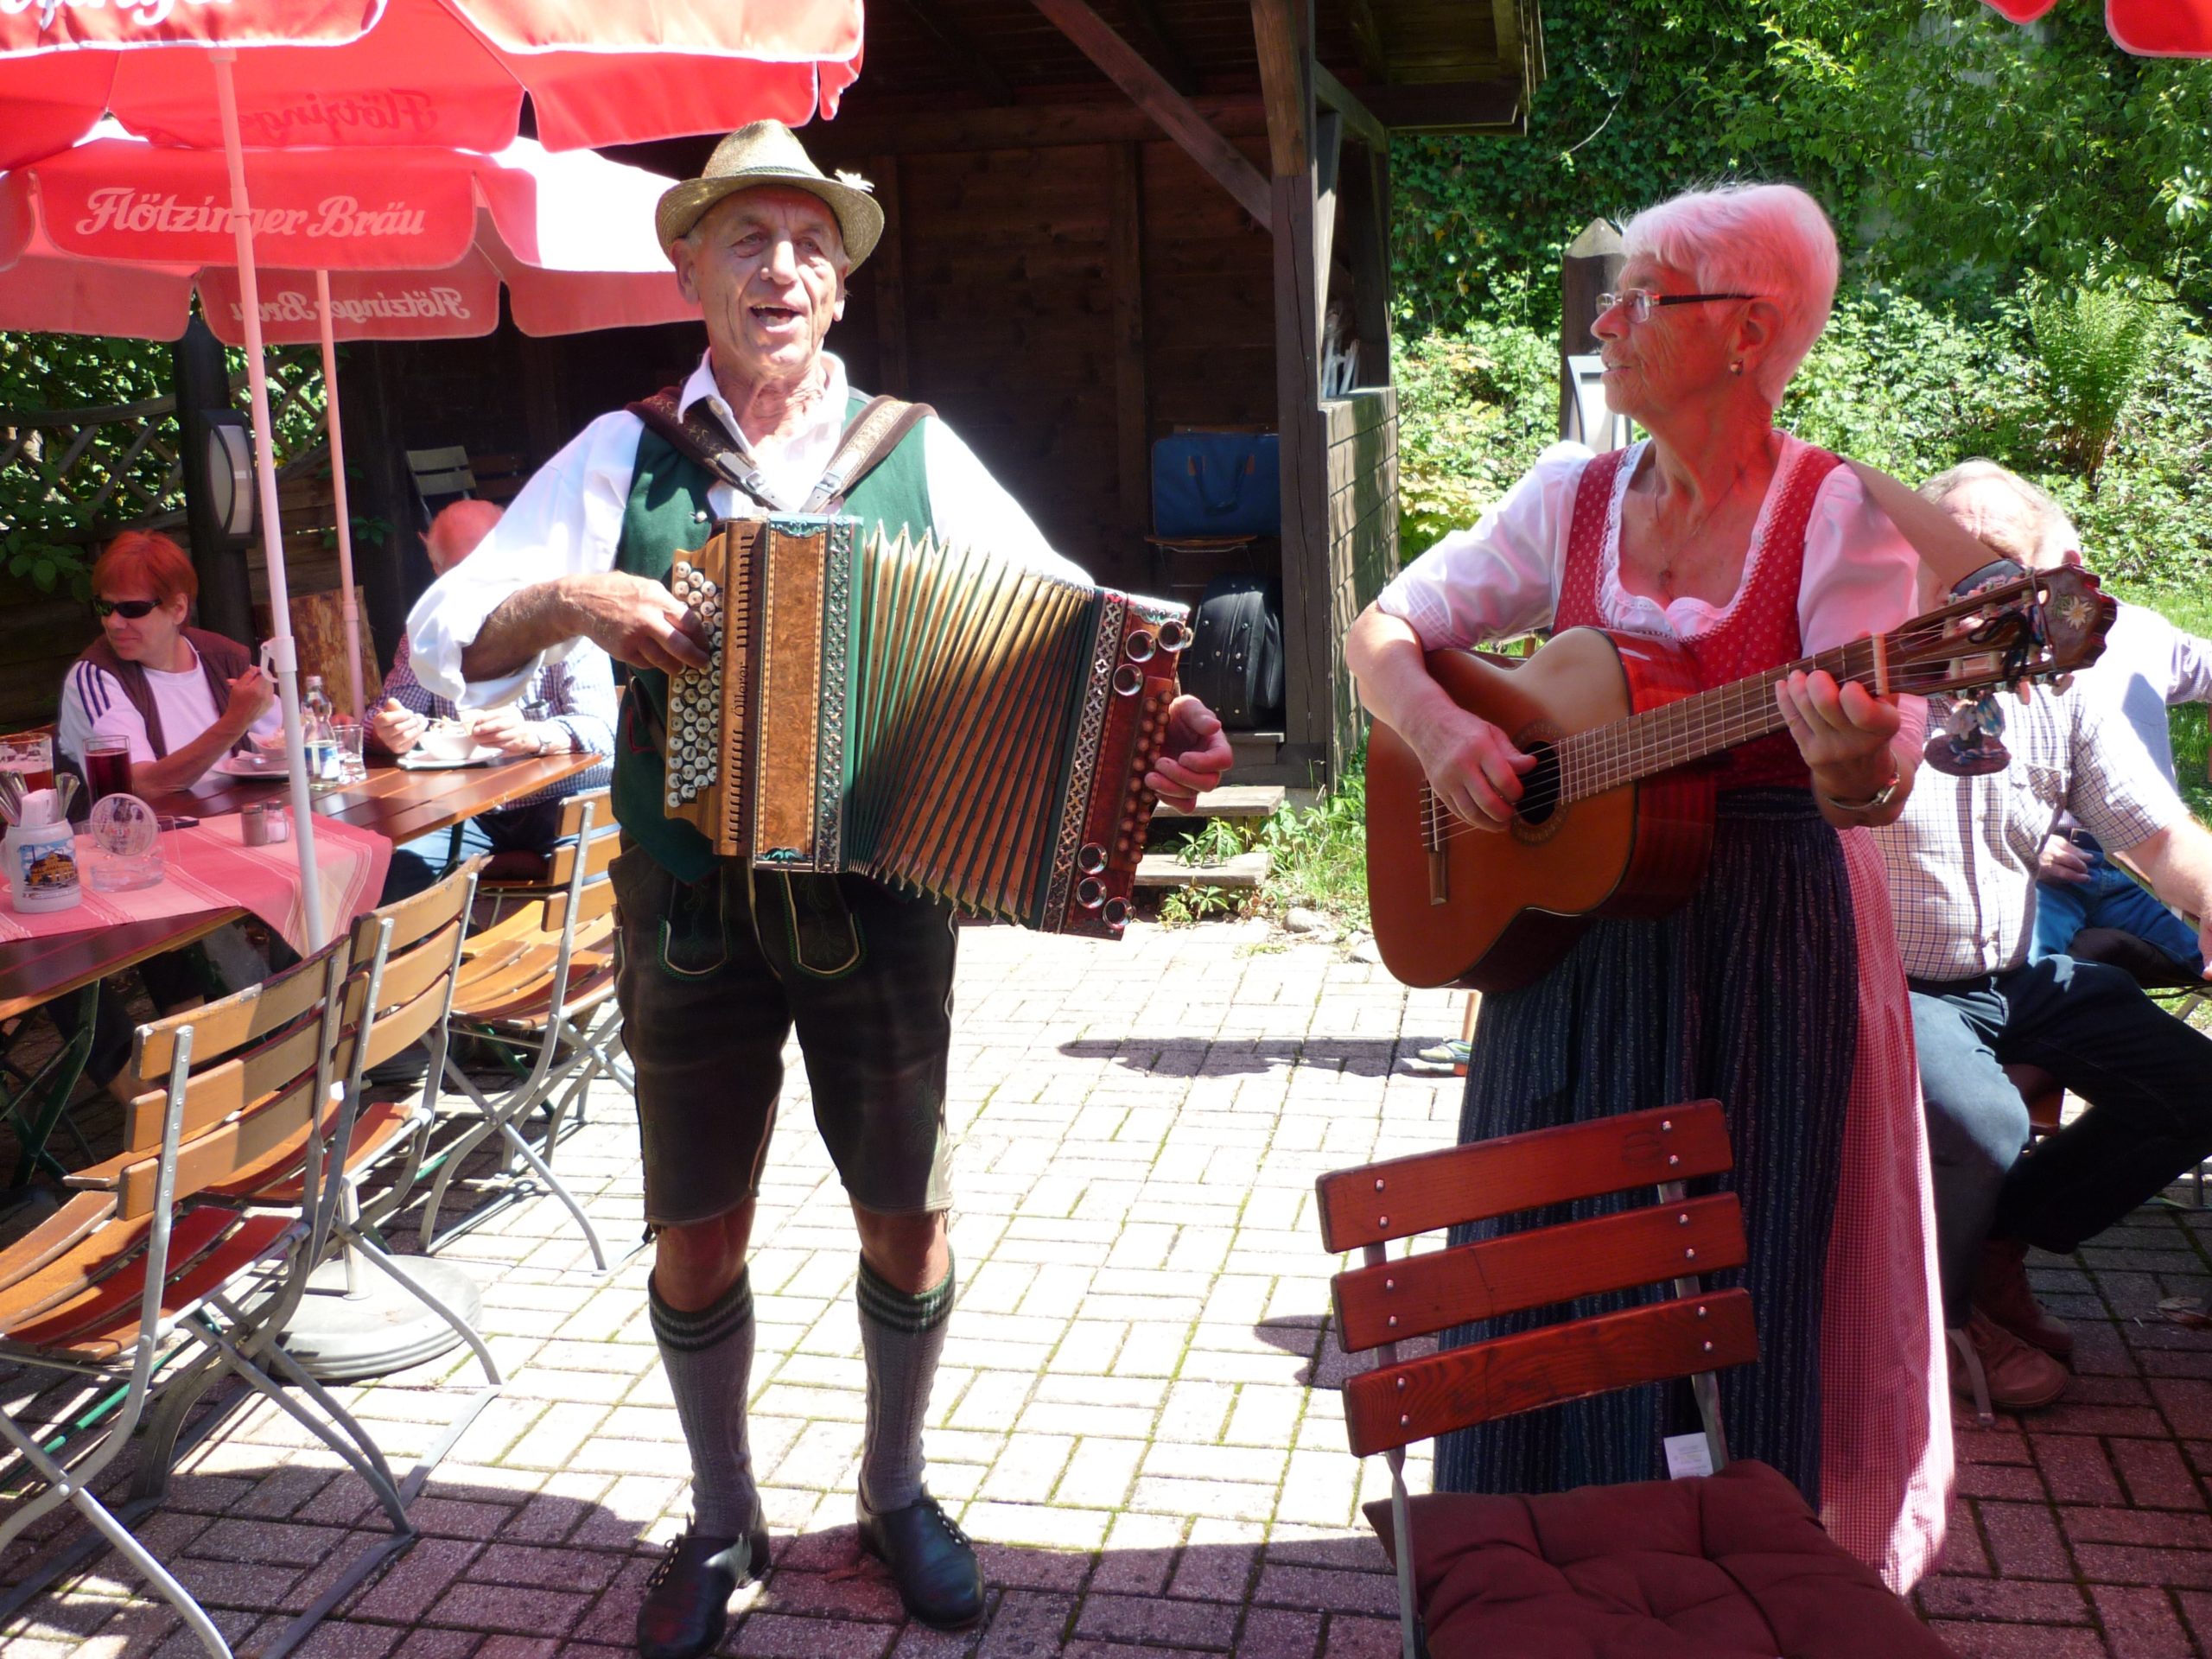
[3,918,2210,1657]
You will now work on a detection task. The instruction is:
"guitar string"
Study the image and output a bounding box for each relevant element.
[1413,644,2025,848]
[1411,596,2042,836]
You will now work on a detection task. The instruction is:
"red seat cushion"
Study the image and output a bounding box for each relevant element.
[1366,1459,1948,1658]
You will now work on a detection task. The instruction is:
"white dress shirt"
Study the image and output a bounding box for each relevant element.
[2069,600,2212,794]
[408,351,1088,707]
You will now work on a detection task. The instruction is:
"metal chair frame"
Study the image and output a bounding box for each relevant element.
[416,791,621,1270]
[0,939,417,1659]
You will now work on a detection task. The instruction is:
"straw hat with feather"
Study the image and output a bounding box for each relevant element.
[656,122,883,269]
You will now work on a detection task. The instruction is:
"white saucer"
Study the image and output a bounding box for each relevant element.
[212,750,287,778]
[397,746,505,770]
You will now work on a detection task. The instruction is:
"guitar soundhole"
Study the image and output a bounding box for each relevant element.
[1514,741,1563,833]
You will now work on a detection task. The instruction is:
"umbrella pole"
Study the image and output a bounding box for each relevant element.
[315,271,367,722]
[213,48,329,951]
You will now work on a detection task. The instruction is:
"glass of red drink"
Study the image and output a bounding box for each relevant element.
[84,734,134,804]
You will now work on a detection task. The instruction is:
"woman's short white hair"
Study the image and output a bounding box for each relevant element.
[1620,182,1840,407]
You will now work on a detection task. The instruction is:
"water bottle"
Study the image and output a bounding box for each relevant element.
[302,674,340,793]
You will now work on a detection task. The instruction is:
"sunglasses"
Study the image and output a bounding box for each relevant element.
[92,598,161,620]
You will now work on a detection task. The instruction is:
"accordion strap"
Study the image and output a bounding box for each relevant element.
[627,386,937,517]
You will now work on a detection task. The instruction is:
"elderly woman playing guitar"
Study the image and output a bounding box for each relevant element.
[1344,183,1948,1590]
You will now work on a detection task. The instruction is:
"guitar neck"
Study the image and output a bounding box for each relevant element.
[1557,630,1977,804]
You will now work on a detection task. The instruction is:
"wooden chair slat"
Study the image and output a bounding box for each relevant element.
[0,1190,117,1293]
[239,1100,416,1205]
[543,826,620,888]
[554,789,609,841]
[132,941,346,1083]
[122,1014,335,1156]
[1343,1287,1758,1458]
[360,975,454,1070]
[6,1212,293,1360]
[1315,1102,1730,1251]
[0,1207,231,1335]
[567,880,616,929]
[115,1071,328,1218]
[351,860,481,958]
[365,918,464,1016]
[1332,1193,1746,1353]
[462,899,554,952]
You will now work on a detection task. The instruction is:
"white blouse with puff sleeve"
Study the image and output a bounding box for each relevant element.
[1376,436,1923,659]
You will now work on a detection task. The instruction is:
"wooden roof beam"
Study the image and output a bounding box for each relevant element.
[1362,78,1526,132]
[1122,0,1198,97]
[1028,0,1273,229]
[893,0,1016,105]
[1312,61,1385,154]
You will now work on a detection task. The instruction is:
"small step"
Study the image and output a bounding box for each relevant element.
[1135,849,1271,890]
[1153,785,1288,822]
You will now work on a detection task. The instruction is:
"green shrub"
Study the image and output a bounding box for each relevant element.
[2029,284,2173,484]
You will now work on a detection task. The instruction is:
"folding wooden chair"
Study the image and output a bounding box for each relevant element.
[0,937,416,1659]
[216,863,502,1492]
[417,791,621,1268]
[1317,1102,1949,1659]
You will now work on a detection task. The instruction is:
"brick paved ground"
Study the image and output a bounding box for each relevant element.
[3,918,2210,1657]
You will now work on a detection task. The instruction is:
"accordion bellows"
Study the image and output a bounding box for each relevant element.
[662,517,1191,938]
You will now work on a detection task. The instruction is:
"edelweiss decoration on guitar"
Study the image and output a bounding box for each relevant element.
[1366,565,2117,990]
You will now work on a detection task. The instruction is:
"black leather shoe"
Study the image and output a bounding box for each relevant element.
[858,1491,984,1630]
[636,1525,771,1659]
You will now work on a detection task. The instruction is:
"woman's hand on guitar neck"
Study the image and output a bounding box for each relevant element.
[1414,703,1540,832]
[1776,669,1908,823]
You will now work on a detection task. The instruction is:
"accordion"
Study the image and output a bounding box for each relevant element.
[660,517,1191,938]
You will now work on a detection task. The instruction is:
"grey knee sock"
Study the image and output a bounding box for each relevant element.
[856,1254,955,1514]
[649,1269,760,1538]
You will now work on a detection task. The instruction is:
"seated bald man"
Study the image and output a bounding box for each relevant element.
[374,499,614,900]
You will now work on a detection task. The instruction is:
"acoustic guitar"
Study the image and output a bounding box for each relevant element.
[1366,566,2116,990]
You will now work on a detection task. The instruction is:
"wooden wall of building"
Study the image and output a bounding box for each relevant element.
[1323,387,1397,765]
[834,134,1274,598]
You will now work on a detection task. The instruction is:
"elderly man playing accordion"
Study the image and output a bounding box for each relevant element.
[408,122,1233,1655]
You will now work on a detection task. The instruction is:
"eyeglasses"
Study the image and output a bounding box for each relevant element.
[92,598,160,620]
[1597,289,1759,325]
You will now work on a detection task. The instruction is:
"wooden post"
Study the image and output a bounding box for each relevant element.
[1254,0,1334,772]
[336,341,425,673]
[1559,218,1623,437]
[1109,143,1151,554]
[870,153,910,397]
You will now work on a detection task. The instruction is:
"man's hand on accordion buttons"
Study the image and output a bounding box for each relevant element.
[559,572,711,677]
[1147,695,1234,812]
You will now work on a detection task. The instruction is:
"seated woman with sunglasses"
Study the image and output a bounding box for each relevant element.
[57,531,279,797]
[1344,183,1948,1592]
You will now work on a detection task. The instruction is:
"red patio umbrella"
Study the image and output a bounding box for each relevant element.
[0,0,861,949]
[1980,0,2212,54]
[0,124,699,719]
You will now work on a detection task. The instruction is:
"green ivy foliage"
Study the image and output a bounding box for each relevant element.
[1393,0,2212,336]
[1,327,327,598]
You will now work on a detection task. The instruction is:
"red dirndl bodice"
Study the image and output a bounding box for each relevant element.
[1555,443,1845,791]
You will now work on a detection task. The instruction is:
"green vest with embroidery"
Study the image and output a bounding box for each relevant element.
[611,391,938,880]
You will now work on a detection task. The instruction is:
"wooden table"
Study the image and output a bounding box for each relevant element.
[0,753,598,1187]
[156,752,602,847]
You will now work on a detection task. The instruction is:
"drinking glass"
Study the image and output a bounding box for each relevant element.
[0,731,54,793]
[84,734,133,804]
[334,718,367,784]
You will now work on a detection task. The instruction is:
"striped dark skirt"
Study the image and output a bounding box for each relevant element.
[1433,789,1858,1507]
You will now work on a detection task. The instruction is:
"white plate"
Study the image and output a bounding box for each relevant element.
[212,750,287,778]
[397,745,505,770]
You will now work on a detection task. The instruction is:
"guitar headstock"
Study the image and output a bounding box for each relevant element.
[1883,564,2117,699]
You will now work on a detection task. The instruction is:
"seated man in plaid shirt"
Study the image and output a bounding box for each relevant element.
[1871,461,2212,1415]
[377,499,614,899]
